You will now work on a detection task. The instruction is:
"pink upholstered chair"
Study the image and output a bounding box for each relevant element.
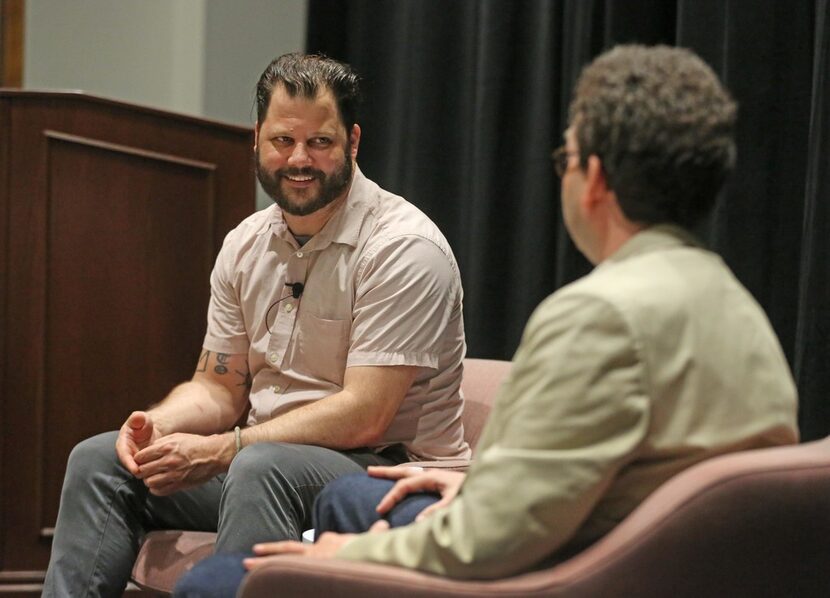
[236,435,830,598]
[130,358,513,595]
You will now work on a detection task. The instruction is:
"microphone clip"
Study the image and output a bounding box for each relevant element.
[285,282,304,299]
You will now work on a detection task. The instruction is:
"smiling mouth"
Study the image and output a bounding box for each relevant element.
[283,174,316,183]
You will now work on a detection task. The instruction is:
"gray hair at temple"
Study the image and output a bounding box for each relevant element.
[255,53,362,134]
[569,45,737,228]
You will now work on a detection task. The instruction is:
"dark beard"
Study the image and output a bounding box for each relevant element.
[256,152,353,217]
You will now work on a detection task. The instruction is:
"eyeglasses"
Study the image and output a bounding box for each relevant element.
[551,146,579,178]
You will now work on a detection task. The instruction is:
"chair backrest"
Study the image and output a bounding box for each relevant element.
[537,434,830,597]
[238,436,830,597]
[459,358,511,451]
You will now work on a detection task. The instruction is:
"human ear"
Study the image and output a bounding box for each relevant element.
[349,124,361,160]
[582,155,610,210]
[586,155,608,191]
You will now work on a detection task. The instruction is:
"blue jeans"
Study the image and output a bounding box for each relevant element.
[313,471,442,533]
[174,472,440,597]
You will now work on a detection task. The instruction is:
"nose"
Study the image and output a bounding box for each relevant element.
[287,143,311,167]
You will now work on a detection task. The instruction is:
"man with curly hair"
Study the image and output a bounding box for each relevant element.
[176,45,798,593]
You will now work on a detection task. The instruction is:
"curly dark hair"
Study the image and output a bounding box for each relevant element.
[569,45,737,228]
[255,53,362,134]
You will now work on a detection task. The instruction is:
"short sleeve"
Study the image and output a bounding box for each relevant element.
[348,234,460,369]
[202,232,251,355]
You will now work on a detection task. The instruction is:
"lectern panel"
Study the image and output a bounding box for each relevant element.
[0,90,254,594]
[38,132,215,534]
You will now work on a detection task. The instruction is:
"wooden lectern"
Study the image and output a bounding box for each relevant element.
[0,90,255,594]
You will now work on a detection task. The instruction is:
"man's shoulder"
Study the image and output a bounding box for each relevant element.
[220,205,276,247]
[571,242,728,305]
[228,205,276,238]
[213,206,277,272]
[355,173,457,264]
[534,244,739,339]
[359,176,437,230]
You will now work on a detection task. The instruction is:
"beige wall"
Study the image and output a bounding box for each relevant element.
[24,0,308,209]
[24,0,307,125]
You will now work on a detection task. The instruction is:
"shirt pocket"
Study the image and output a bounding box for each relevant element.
[296,313,351,386]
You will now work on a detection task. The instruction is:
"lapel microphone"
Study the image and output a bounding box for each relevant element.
[265,282,304,333]
[286,282,304,299]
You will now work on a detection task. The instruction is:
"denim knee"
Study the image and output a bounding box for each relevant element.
[225,442,286,483]
[313,473,392,534]
[62,431,123,490]
[314,472,442,533]
[66,432,120,473]
[315,472,380,511]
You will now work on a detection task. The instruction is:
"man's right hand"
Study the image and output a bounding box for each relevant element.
[115,411,161,476]
[368,466,466,521]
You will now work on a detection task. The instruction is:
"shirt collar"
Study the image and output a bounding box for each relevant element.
[601,224,703,267]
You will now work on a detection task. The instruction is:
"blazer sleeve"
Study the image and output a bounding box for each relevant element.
[336,291,651,579]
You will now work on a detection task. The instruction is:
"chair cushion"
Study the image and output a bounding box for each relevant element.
[131,530,217,594]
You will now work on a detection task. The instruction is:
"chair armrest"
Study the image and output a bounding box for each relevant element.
[237,555,551,598]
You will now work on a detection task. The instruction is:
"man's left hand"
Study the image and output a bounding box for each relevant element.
[243,520,390,570]
[134,432,232,495]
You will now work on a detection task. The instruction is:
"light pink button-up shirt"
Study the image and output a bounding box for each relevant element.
[203,168,469,461]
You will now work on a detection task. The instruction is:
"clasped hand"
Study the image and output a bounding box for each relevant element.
[115,411,227,496]
[243,465,466,568]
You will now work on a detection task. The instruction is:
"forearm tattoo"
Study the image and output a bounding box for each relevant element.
[236,369,253,389]
[196,349,210,372]
[197,350,251,388]
[215,352,230,374]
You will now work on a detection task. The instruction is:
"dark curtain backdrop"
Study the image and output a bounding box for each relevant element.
[306,0,830,440]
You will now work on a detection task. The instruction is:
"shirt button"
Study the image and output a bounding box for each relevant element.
[269,352,278,363]
[272,385,281,393]
[284,303,294,313]
[296,251,304,258]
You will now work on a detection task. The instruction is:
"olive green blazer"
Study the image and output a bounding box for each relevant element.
[337,225,798,579]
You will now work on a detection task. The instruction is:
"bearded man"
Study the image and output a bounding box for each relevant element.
[43,53,468,598]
